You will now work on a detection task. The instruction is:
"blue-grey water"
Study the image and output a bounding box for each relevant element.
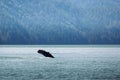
[0,45,120,80]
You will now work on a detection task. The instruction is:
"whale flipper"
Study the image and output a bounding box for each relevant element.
[37,50,54,58]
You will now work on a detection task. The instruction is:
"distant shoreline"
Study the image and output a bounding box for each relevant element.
[0,45,120,48]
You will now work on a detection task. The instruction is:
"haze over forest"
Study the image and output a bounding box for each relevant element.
[0,0,120,44]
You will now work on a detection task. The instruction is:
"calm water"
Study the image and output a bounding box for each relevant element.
[0,45,120,80]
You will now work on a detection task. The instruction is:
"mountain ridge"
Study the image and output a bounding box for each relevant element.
[0,0,120,44]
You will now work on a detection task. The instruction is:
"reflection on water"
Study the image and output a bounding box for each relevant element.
[0,46,120,80]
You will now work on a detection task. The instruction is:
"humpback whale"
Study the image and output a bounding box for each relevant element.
[37,50,54,58]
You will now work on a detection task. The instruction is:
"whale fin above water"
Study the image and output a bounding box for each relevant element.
[37,50,54,58]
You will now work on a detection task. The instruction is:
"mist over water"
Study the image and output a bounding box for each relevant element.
[0,45,120,80]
